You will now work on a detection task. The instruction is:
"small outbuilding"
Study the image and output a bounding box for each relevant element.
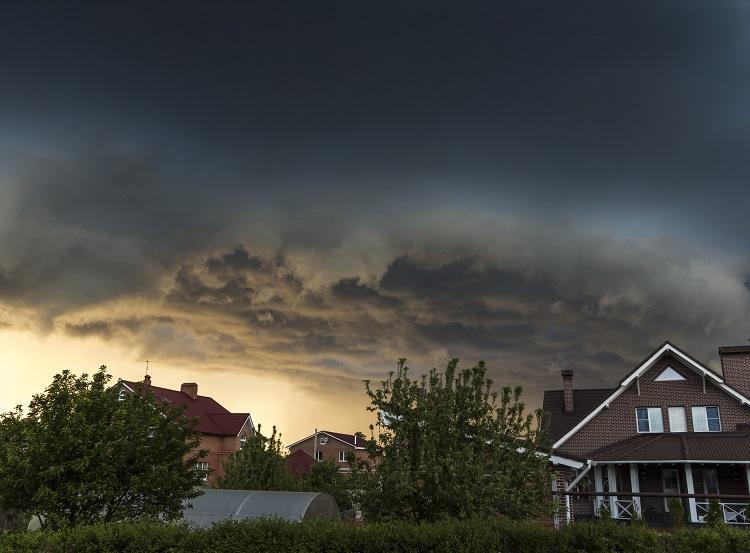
[182,489,339,527]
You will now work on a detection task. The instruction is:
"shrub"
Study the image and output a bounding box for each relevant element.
[705,501,724,528]
[668,499,685,528]
[3,518,750,553]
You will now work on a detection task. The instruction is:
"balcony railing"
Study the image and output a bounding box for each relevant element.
[696,502,750,525]
[593,498,638,521]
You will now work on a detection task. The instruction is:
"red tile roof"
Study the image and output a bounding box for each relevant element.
[322,431,361,447]
[286,430,366,449]
[121,381,250,436]
[286,449,315,476]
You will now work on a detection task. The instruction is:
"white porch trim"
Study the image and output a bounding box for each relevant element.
[630,464,641,517]
[685,463,698,523]
[607,464,618,518]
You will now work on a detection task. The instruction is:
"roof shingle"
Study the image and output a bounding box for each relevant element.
[587,432,750,462]
[542,388,612,442]
[121,381,250,436]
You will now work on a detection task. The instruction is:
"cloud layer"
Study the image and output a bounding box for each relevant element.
[1,0,750,412]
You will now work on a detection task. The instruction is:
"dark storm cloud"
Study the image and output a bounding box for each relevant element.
[1,0,748,214]
[1,1,750,407]
[46,241,749,408]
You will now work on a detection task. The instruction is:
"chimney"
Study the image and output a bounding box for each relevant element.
[719,346,750,400]
[561,369,574,413]
[180,382,198,399]
[143,374,151,387]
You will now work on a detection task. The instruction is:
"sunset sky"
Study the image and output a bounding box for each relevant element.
[1,1,750,443]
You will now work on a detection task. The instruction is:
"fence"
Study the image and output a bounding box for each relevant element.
[554,490,750,525]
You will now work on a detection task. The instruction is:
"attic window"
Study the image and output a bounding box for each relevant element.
[654,366,686,382]
[320,436,328,445]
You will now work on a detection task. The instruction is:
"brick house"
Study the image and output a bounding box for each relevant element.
[545,341,750,526]
[119,376,253,487]
[287,430,367,474]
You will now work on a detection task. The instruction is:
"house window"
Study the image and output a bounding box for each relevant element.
[636,407,664,433]
[195,461,209,482]
[691,406,721,432]
[654,366,686,382]
[667,407,687,432]
[338,450,348,463]
[320,436,328,445]
[240,434,247,447]
[118,389,127,401]
[315,450,323,461]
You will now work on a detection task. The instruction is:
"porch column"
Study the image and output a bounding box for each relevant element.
[594,465,604,514]
[607,464,619,518]
[629,464,641,518]
[685,463,698,523]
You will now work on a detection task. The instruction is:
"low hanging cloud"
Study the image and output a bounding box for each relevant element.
[46,237,750,406]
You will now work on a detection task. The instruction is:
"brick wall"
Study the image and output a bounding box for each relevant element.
[558,355,750,458]
[288,434,367,470]
[196,418,253,487]
[720,350,750,399]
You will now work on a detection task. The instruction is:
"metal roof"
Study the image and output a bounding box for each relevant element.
[183,489,339,527]
[587,432,750,463]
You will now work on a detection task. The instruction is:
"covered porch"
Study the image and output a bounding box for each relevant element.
[590,461,750,524]
[566,432,750,525]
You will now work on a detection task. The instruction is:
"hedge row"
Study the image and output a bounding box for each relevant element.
[2,518,750,553]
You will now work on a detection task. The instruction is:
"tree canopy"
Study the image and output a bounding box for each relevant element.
[353,358,552,522]
[217,424,295,491]
[0,367,205,529]
[218,426,357,510]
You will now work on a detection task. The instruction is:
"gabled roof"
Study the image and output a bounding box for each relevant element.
[121,380,251,437]
[286,430,366,450]
[542,388,612,442]
[286,449,315,476]
[550,341,750,450]
[587,432,750,463]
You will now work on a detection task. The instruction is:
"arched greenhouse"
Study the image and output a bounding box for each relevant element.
[182,489,339,527]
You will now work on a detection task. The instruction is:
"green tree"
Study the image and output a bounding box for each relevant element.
[218,424,294,490]
[297,459,354,510]
[0,367,205,529]
[353,358,552,522]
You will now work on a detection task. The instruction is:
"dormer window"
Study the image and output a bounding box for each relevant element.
[692,406,721,432]
[636,407,664,433]
[654,366,686,382]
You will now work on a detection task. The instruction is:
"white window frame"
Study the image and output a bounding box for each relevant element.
[195,461,209,482]
[667,407,687,432]
[338,450,348,463]
[118,389,127,401]
[315,450,323,461]
[240,434,247,447]
[654,366,686,382]
[636,407,664,433]
[691,406,721,432]
[320,436,328,445]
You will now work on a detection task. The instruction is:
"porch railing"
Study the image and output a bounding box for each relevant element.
[695,502,750,525]
[593,498,638,520]
[556,490,750,526]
